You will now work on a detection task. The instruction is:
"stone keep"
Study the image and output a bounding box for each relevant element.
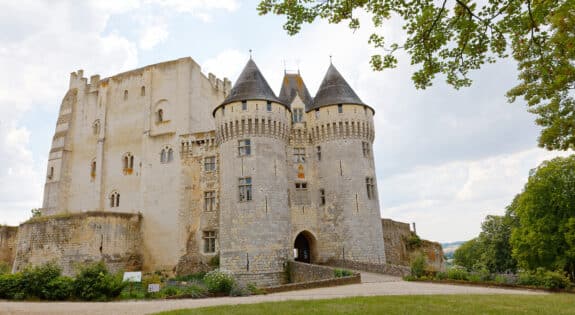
[11,56,387,286]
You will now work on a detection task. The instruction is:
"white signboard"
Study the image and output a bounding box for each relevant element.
[148,283,160,293]
[123,271,142,282]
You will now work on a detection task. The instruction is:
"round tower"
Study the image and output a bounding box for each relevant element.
[307,63,385,265]
[213,58,292,286]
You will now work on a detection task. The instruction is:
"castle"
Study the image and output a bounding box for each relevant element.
[0,56,442,286]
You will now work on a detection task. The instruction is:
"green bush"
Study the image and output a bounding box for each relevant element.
[159,285,181,297]
[410,253,426,278]
[0,273,25,299]
[20,262,62,299]
[333,269,354,278]
[435,272,448,280]
[247,282,265,295]
[518,269,571,289]
[73,262,126,301]
[447,266,469,281]
[41,276,74,300]
[182,284,208,298]
[229,283,251,297]
[203,269,236,294]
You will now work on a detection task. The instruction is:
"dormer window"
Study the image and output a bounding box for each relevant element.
[292,108,303,123]
[338,104,343,113]
[315,108,320,119]
[266,101,272,111]
[242,100,247,111]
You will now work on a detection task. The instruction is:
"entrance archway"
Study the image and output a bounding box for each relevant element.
[294,231,316,263]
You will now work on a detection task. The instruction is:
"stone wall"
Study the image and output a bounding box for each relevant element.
[289,260,339,283]
[0,226,18,267]
[12,212,142,276]
[381,218,445,272]
[325,259,411,277]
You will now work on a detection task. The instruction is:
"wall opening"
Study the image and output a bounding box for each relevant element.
[294,231,316,263]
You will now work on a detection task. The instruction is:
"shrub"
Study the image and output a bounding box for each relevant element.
[209,255,220,268]
[333,269,354,278]
[73,262,126,301]
[406,234,422,249]
[410,253,426,278]
[435,272,448,280]
[41,276,74,300]
[20,262,62,299]
[447,266,469,281]
[203,269,236,294]
[518,269,571,289]
[182,284,208,298]
[159,285,181,298]
[0,273,25,299]
[247,282,265,295]
[171,272,206,282]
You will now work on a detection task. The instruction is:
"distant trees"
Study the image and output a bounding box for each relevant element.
[456,155,575,279]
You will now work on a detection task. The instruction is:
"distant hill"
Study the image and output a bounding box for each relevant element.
[441,241,466,259]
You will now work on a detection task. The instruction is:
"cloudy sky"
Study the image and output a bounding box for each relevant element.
[0,0,569,242]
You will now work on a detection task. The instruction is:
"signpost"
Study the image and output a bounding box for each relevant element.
[123,271,142,296]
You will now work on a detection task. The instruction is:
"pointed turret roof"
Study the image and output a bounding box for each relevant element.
[278,72,313,110]
[214,59,285,115]
[310,63,370,112]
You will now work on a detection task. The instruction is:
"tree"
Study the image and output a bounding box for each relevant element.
[478,214,517,273]
[258,0,575,150]
[453,237,481,270]
[510,155,575,279]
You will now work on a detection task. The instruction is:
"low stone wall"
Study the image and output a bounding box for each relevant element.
[12,212,143,276]
[264,261,360,293]
[0,226,18,267]
[325,259,411,277]
[235,271,287,287]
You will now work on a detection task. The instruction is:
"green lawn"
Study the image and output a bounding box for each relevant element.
[156,294,575,315]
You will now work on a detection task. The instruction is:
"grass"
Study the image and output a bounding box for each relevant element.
[155,294,575,315]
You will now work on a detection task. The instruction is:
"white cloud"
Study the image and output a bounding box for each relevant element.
[138,17,169,50]
[146,0,239,22]
[202,49,249,80]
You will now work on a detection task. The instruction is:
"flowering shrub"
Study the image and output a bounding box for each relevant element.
[202,269,236,294]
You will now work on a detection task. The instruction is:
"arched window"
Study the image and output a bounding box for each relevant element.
[123,153,134,175]
[90,160,96,180]
[161,146,173,164]
[157,109,164,123]
[110,191,120,208]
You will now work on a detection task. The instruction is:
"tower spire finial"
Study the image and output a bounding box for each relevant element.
[249,49,253,59]
[329,54,333,64]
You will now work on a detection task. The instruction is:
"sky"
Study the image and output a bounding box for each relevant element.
[0,0,570,243]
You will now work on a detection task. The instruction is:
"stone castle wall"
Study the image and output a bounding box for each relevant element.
[12,212,142,276]
[381,218,445,271]
[0,226,18,267]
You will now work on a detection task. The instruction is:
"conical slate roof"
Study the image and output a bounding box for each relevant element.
[214,59,285,115]
[278,72,313,110]
[310,63,368,112]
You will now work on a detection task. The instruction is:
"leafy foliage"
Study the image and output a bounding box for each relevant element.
[517,268,571,289]
[333,268,354,278]
[0,261,10,275]
[72,261,126,301]
[410,253,427,278]
[258,0,575,150]
[202,269,236,294]
[509,155,575,279]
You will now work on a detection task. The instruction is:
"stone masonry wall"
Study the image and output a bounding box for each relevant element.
[381,218,445,272]
[13,212,142,276]
[0,226,18,267]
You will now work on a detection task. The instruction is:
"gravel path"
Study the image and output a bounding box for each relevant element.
[0,272,545,315]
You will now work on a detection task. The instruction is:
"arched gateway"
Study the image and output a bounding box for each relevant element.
[293,231,316,263]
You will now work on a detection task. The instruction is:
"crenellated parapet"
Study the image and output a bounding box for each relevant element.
[214,100,291,144]
[307,104,375,144]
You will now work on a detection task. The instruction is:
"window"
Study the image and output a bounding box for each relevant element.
[292,108,303,123]
[203,231,216,253]
[238,139,251,156]
[90,160,96,180]
[123,153,134,175]
[140,86,145,96]
[204,191,216,212]
[92,120,100,135]
[242,100,247,110]
[157,109,164,123]
[239,177,252,202]
[124,90,128,100]
[319,189,326,205]
[160,146,174,163]
[316,146,321,161]
[47,166,54,180]
[366,177,376,200]
[294,182,309,205]
[222,106,225,116]
[315,108,320,119]
[110,192,120,208]
[362,142,371,158]
[267,101,272,111]
[204,156,216,171]
[293,148,305,163]
[338,104,343,113]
